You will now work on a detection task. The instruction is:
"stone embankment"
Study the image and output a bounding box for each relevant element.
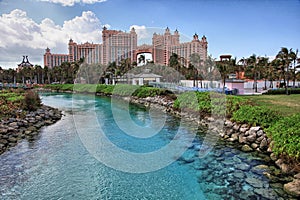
[127,95,300,198]
[0,105,62,155]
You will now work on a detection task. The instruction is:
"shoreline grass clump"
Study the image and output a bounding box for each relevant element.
[266,113,300,159]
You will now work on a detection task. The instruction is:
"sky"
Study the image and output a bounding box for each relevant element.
[0,0,299,69]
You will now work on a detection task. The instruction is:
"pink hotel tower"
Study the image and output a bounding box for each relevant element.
[44,27,207,68]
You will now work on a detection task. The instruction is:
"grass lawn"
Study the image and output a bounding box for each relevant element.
[241,94,300,116]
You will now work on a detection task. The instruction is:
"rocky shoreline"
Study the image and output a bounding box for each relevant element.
[126,95,300,198]
[0,105,62,155]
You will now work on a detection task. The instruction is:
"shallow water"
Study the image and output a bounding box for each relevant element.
[0,93,289,199]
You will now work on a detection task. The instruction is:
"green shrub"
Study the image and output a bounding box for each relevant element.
[231,105,280,128]
[226,95,249,118]
[266,113,300,159]
[264,88,300,95]
[133,87,167,98]
[23,90,42,111]
[174,92,247,117]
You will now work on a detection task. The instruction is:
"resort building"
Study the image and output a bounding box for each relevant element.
[152,27,208,66]
[102,26,137,65]
[44,27,208,68]
[68,39,102,64]
[44,48,69,68]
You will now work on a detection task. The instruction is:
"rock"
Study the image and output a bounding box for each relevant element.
[0,139,8,145]
[270,153,278,161]
[225,129,234,136]
[250,126,260,132]
[236,163,250,171]
[245,176,264,188]
[232,170,245,179]
[256,130,264,137]
[250,143,258,149]
[294,173,300,179]
[239,135,247,144]
[254,188,277,199]
[239,127,248,133]
[263,172,280,183]
[9,122,19,128]
[259,138,268,150]
[8,136,17,143]
[255,136,264,143]
[0,128,8,134]
[225,120,233,127]
[180,153,195,164]
[252,165,269,173]
[27,126,37,132]
[233,124,240,131]
[241,144,253,152]
[45,120,53,125]
[227,133,239,142]
[246,133,257,143]
[275,159,290,174]
[284,179,300,197]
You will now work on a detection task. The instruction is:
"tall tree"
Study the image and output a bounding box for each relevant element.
[290,49,298,87]
[276,47,295,94]
[246,54,260,93]
[216,57,235,93]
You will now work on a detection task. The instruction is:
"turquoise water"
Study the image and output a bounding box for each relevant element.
[0,93,288,199]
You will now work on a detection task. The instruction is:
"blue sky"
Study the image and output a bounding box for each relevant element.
[0,0,299,68]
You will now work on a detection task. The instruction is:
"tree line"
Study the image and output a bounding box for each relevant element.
[0,47,298,93]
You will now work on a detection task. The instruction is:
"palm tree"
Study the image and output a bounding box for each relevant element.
[276,47,295,94]
[290,49,298,87]
[216,57,235,93]
[189,53,203,87]
[246,54,260,93]
[257,56,269,90]
[238,57,247,79]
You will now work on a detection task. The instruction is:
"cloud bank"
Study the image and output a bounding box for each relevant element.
[0,9,103,68]
[37,0,107,7]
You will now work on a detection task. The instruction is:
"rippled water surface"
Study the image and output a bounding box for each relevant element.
[0,93,289,199]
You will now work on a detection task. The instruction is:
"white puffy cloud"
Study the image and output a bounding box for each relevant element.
[37,0,107,7]
[0,9,104,68]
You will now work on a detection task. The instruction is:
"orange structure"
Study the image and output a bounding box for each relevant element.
[44,27,208,68]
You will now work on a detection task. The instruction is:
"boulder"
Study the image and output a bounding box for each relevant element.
[284,179,300,197]
[238,135,247,144]
[225,120,233,127]
[256,130,264,137]
[250,143,258,149]
[259,138,268,150]
[250,126,260,132]
[233,124,240,131]
[246,133,257,143]
[270,153,278,161]
[294,173,300,179]
[228,133,239,142]
[239,127,248,133]
[241,144,253,152]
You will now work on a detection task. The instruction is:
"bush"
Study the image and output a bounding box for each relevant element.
[133,87,167,98]
[23,90,41,111]
[266,113,300,159]
[264,88,300,95]
[174,92,248,117]
[231,105,280,128]
[226,95,249,118]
